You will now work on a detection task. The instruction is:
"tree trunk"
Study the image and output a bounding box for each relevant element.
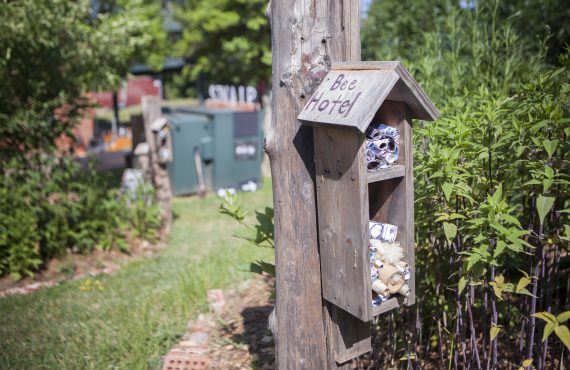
[266,1,360,368]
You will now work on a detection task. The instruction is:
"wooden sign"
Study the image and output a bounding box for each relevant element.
[298,61,439,132]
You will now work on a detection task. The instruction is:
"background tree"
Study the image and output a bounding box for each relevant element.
[0,0,165,161]
[0,0,165,279]
[172,0,271,96]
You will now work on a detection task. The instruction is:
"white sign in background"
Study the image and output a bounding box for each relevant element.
[208,84,258,104]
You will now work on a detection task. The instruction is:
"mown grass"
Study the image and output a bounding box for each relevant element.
[0,182,273,370]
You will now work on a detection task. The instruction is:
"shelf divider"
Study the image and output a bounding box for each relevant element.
[367,164,405,183]
[371,296,407,318]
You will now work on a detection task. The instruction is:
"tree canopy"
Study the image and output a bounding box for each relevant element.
[172,0,271,95]
[0,0,165,160]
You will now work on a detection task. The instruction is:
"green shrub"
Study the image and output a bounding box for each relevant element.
[0,157,161,280]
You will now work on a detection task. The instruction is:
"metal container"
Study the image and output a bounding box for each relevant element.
[163,107,262,196]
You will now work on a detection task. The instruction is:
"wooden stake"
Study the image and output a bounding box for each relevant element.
[266,1,362,368]
[141,95,172,237]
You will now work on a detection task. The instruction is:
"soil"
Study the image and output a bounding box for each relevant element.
[0,238,165,298]
[207,275,276,369]
[162,274,276,370]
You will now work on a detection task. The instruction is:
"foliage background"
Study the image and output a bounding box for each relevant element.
[0,0,165,279]
[360,1,570,368]
[171,0,271,97]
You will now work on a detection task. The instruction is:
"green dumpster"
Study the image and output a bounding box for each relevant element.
[163,107,263,196]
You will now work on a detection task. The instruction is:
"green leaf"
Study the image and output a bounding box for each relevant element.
[523,179,542,186]
[449,213,465,220]
[543,178,554,193]
[490,326,501,341]
[443,222,457,242]
[467,253,481,272]
[495,240,507,257]
[516,277,531,293]
[259,261,276,277]
[458,276,467,295]
[442,182,453,202]
[522,359,533,367]
[554,325,570,351]
[542,322,556,342]
[557,311,570,324]
[543,139,559,159]
[536,195,555,225]
[490,283,503,300]
[434,214,449,222]
[533,312,557,324]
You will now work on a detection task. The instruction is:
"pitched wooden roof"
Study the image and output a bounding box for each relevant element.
[298,61,439,133]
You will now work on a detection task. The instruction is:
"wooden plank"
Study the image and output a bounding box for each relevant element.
[141,96,172,236]
[298,70,399,133]
[316,2,371,369]
[332,62,440,121]
[324,303,371,364]
[367,165,405,183]
[266,1,364,368]
[314,126,371,322]
[371,297,401,316]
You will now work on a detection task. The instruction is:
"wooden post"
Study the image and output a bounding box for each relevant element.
[141,95,172,237]
[266,1,361,368]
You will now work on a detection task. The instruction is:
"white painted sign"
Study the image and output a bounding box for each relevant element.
[208,84,258,104]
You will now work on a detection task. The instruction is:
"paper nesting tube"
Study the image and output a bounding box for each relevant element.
[399,284,411,297]
[379,264,405,294]
[371,279,390,297]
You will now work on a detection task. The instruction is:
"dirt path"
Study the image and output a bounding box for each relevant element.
[162,274,276,370]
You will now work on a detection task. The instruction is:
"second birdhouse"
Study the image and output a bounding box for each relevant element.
[298,61,439,322]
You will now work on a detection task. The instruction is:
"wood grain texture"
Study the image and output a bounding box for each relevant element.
[367,165,405,183]
[325,303,371,364]
[298,70,399,132]
[141,96,172,236]
[331,61,439,122]
[314,126,371,321]
[267,1,364,369]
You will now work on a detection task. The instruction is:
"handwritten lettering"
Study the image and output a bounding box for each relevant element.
[330,74,357,91]
[305,73,362,118]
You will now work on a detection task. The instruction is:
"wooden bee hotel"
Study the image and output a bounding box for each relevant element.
[298,61,439,323]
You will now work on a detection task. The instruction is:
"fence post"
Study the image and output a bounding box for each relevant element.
[141,95,172,237]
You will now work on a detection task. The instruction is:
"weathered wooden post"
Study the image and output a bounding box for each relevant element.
[142,96,173,237]
[266,1,361,369]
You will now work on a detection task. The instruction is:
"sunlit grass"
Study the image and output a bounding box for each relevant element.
[0,181,273,370]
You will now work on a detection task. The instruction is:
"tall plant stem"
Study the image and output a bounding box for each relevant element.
[527,222,544,361]
[490,265,498,369]
[467,289,482,369]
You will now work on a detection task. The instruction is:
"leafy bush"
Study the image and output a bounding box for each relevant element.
[0,158,161,280]
[364,1,570,368]
[220,191,275,276]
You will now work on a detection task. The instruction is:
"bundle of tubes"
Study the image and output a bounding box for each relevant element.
[369,221,411,307]
[364,123,400,171]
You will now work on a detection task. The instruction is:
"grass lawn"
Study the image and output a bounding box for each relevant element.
[0,182,273,370]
